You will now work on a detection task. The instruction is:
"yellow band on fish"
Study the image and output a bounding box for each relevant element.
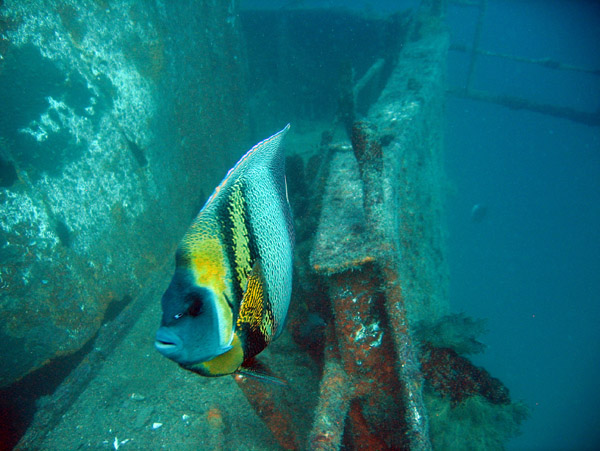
[187,334,244,377]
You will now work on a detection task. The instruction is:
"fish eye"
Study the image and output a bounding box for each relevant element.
[186,292,204,317]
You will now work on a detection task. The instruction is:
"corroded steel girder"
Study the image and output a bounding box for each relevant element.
[308,140,432,450]
[238,8,449,448]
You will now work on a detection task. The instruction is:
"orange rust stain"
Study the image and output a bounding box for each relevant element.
[206,407,223,425]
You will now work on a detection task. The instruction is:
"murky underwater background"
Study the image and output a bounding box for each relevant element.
[0,0,599,450]
[444,1,600,449]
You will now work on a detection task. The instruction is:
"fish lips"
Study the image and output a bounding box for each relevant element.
[155,326,222,366]
[154,327,184,360]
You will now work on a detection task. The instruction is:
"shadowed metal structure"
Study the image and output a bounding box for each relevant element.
[305,8,448,448]
[237,3,450,449]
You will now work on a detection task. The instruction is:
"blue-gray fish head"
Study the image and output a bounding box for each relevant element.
[154,269,228,366]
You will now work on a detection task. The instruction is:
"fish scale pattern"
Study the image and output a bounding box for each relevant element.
[161,125,293,373]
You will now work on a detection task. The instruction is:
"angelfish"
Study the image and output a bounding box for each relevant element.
[155,125,294,378]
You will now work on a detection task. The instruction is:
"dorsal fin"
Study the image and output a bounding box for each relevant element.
[201,124,291,213]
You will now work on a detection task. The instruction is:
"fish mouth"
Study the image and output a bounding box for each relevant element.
[154,327,183,357]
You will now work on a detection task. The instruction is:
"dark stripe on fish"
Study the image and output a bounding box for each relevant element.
[219,181,257,308]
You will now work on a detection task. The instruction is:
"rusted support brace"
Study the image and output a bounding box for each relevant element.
[381,262,432,451]
[349,117,431,449]
[234,364,299,450]
[308,337,350,451]
[350,121,384,239]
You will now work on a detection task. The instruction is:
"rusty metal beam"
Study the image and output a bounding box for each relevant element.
[448,87,600,127]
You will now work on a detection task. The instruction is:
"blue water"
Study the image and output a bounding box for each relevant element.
[445,1,600,449]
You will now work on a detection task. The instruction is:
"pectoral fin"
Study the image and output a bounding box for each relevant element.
[236,358,288,387]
